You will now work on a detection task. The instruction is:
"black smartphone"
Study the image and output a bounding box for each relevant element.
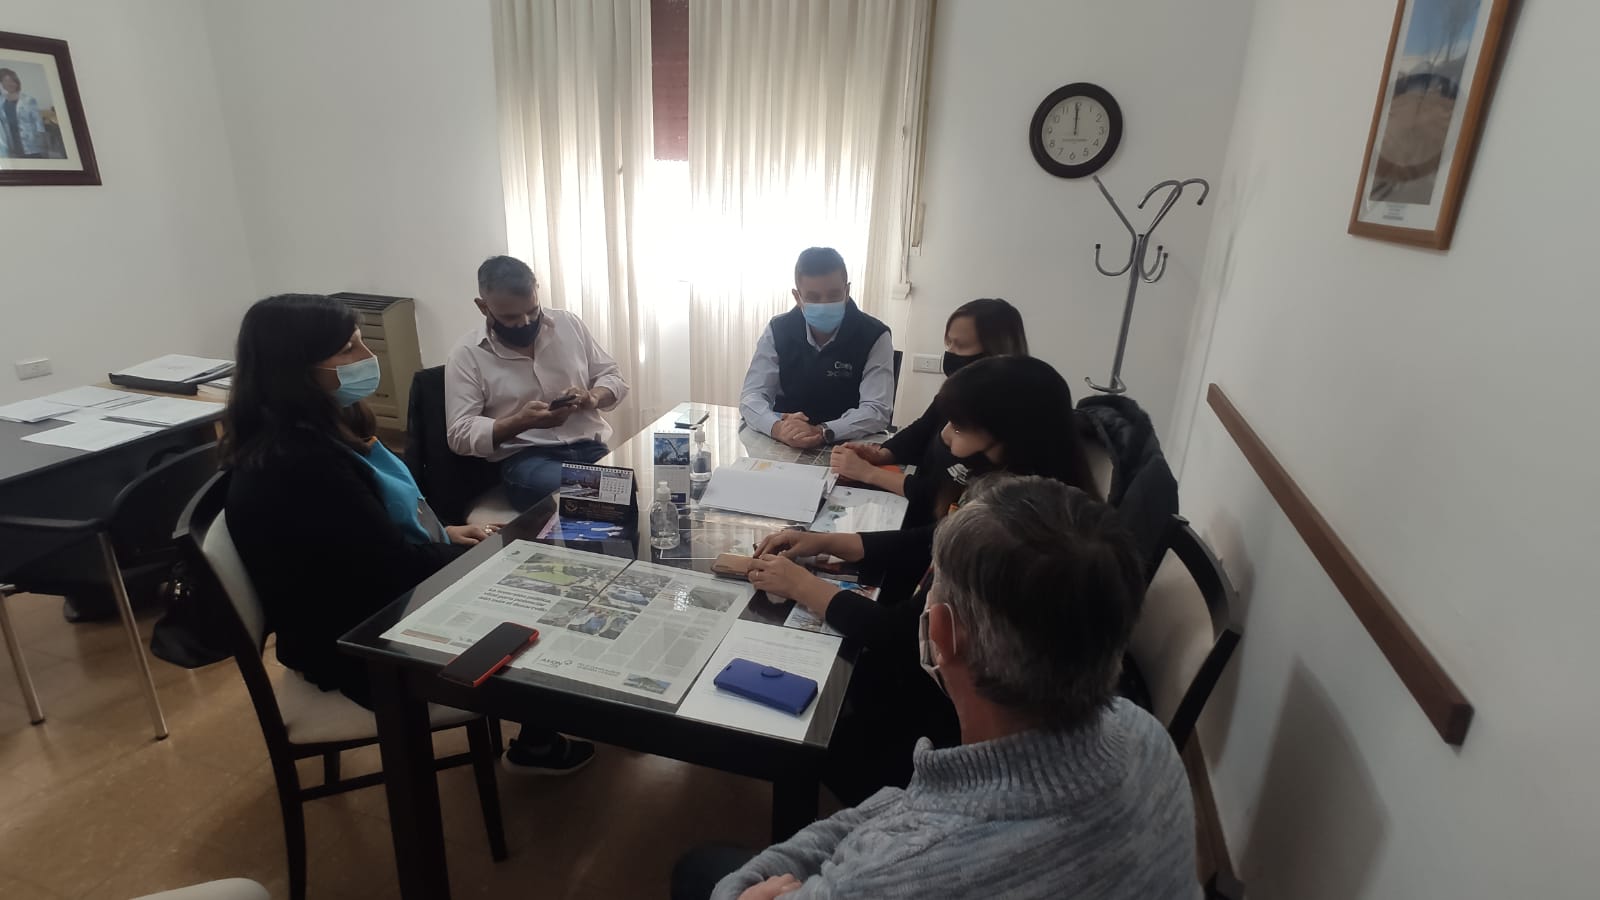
[438,622,540,688]
[548,392,580,411]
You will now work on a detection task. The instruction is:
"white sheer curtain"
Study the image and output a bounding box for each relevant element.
[492,0,664,437]
[687,0,934,407]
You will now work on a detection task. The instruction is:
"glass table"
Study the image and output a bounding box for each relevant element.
[339,404,901,900]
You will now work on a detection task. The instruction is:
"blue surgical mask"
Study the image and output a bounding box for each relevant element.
[326,355,381,407]
[801,300,847,334]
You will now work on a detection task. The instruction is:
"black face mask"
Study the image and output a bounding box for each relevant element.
[942,350,985,377]
[492,312,542,348]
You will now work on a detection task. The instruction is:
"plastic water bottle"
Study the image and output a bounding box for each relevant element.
[690,425,713,484]
[649,481,681,550]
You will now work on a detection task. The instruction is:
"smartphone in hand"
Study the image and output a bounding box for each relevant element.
[548,392,580,411]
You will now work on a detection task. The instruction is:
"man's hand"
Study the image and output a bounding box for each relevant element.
[562,385,613,411]
[738,875,803,900]
[773,417,825,449]
[517,399,577,430]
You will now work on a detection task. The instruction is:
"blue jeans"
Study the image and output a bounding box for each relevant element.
[501,440,610,511]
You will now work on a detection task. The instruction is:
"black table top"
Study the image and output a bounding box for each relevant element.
[0,393,225,489]
[340,405,897,752]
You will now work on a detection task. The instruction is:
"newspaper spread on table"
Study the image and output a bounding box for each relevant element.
[380,541,752,705]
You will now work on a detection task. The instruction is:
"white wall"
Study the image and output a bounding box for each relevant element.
[900,0,1252,431]
[0,0,255,404]
[1174,2,1600,897]
[201,0,506,366]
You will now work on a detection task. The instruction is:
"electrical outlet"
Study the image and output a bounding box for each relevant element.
[14,358,51,380]
[911,353,942,375]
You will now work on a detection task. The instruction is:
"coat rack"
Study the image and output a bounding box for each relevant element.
[1087,174,1211,394]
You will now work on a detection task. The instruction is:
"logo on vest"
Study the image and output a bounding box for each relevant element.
[827,360,855,378]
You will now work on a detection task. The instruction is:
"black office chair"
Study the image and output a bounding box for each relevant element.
[405,366,503,525]
[0,441,220,739]
[1123,514,1242,751]
[175,471,507,900]
[891,349,903,402]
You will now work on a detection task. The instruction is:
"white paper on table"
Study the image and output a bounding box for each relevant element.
[0,398,76,423]
[54,408,113,423]
[676,619,843,741]
[105,396,218,427]
[20,420,162,451]
[39,386,151,410]
[809,486,909,535]
[700,457,829,522]
[114,354,233,383]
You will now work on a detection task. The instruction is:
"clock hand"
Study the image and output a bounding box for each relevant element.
[1074,103,1080,135]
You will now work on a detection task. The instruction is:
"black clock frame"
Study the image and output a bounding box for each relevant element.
[1029,82,1123,179]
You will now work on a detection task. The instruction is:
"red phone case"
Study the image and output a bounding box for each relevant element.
[438,623,540,688]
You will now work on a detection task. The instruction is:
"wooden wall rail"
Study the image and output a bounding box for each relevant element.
[1206,384,1474,746]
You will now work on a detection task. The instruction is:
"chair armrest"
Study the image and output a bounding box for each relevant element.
[0,513,104,535]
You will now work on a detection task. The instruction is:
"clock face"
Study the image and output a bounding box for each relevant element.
[1042,97,1111,167]
[1029,82,1122,179]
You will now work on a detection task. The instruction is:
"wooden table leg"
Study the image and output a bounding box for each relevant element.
[771,770,820,842]
[371,662,451,900]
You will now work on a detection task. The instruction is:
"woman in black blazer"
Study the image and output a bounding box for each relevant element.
[829,298,1029,528]
[223,294,593,775]
[748,356,1097,803]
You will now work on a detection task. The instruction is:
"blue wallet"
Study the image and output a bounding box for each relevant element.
[713,658,819,716]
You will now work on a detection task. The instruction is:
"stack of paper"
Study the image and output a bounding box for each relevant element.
[113,354,233,384]
[0,398,77,424]
[21,420,162,451]
[700,458,834,522]
[104,396,218,427]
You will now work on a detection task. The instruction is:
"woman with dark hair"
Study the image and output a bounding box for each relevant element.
[747,355,1096,802]
[830,298,1028,527]
[224,294,593,775]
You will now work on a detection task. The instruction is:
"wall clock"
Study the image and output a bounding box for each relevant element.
[1029,82,1122,178]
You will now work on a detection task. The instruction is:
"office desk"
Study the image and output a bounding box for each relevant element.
[340,405,902,900]
[0,393,224,576]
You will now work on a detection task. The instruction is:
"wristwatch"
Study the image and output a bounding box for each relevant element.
[822,426,836,445]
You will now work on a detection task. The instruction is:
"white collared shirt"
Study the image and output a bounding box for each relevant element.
[444,308,630,461]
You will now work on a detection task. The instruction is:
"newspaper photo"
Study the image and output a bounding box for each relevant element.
[380,541,751,705]
[515,559,753,704]
[380,542,626,653]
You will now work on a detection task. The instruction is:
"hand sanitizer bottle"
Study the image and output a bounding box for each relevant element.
[649,481,681,550]
[690,425,713,484]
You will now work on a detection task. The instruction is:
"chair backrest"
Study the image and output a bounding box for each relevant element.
[405,365,501,524]
[107,441,220,560]
[1127,515,1241,750]
[891,349,904,403]
[175,469,296,745]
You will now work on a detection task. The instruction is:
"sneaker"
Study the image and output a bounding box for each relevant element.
[501,734,596,776]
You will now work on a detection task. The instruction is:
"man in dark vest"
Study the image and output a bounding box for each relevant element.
[739,247,895,448]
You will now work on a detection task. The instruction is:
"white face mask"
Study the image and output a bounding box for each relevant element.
[919,604,948,697]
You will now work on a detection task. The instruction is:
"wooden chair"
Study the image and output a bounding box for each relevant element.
[1126,514,1242,750]
[175,471,507,900]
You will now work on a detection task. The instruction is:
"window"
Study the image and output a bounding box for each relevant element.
[651,0,689,162]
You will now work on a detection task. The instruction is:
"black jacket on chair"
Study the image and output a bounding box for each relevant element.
[227,430,465,693]
[1076,394,1179,581]
[406,366,502,525]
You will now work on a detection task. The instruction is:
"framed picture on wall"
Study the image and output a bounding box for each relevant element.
[0,30,99,186]
[1348,0,1513,250]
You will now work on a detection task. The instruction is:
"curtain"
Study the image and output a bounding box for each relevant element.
[687,0,935,407]
[493,0,664,437]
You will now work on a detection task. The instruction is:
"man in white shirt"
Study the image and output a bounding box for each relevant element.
[739,247,895,449]
[446,256,631,510]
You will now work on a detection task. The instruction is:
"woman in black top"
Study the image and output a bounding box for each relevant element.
[748,356,1096,802]
[829,298,1028,528]
[223,294,593,775]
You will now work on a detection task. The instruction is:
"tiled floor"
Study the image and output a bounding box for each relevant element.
[0,592,777,899]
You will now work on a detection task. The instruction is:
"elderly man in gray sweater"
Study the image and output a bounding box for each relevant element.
[691,475,1200,900]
